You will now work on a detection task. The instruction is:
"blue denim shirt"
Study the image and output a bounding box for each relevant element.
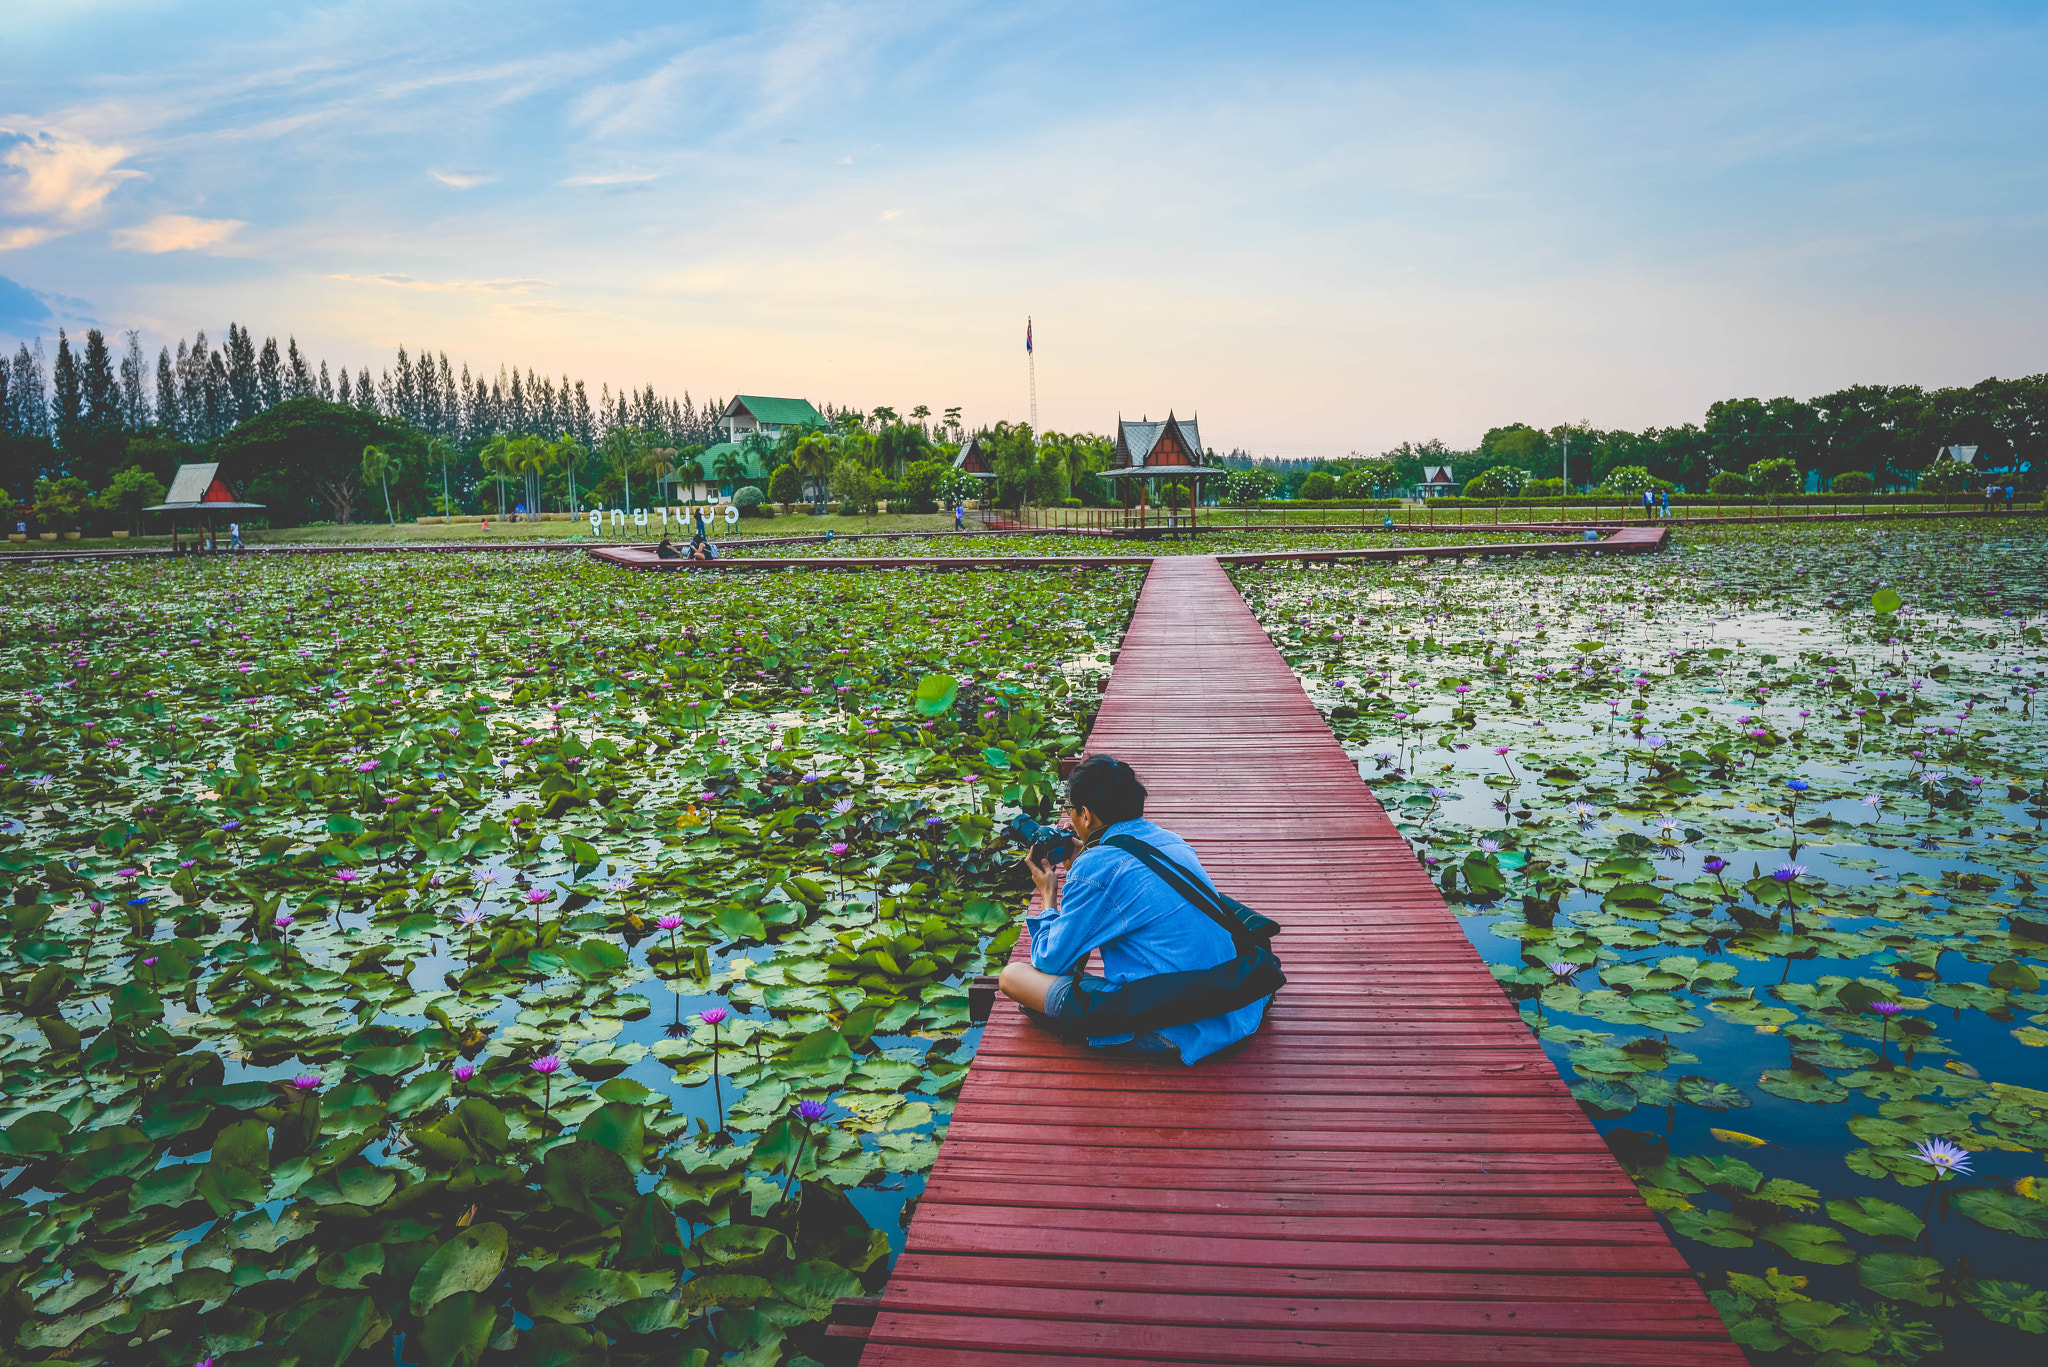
[1025,817,1270,1064]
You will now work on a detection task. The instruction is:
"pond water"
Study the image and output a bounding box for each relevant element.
[1234,520,2048,1363]
[0,554,1138,1366]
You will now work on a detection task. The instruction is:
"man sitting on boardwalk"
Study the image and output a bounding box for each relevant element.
[999,755,1270,1064]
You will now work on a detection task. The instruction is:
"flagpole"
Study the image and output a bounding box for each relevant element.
[1027,316,1036,435]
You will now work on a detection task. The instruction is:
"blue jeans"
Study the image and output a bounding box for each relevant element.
[1036,974,1178,1055]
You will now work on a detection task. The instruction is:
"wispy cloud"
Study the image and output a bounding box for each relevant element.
[328,273,551,293]
[560,171,658,186]
[0,127,141,249]
[429,170,496,189]
[111,212,242,253]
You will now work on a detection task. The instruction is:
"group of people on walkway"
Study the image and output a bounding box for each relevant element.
[654,532,719,562]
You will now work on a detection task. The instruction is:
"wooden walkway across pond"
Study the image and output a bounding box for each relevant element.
[845,555,1738,1366]
[587,526,1667,574]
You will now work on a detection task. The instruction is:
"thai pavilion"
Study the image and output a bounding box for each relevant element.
[1097,412,1228,535]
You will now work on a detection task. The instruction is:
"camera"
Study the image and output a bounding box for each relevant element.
[1007,813,1078,866]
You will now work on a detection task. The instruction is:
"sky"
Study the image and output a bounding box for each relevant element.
[2,0,2045,459]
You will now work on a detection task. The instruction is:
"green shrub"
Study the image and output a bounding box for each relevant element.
[1464,465,1527,498]
[32,476,90,531]
[92,465,168,533]
[1224,468,1277,504]
[1297,472,1337,500]
[733,486,768,518]
[1523,477,1564,497]
[1829,470,1875,494]
[1746,457,1799,494]
[1060,497,1083,508]
[767,464,804,506]
[1707,470,1752,496]
[1596,465,1671,495]
[1917,457,1977,494]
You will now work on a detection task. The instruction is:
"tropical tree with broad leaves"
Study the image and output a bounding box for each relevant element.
[360,444,399,525]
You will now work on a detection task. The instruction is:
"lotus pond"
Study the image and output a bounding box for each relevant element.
[0,553,1141,1366]
[715,528,1554,557]
[1234,520,2048,1364]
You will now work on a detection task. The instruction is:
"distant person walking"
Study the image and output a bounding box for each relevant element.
[1642,489,1655,521]
[229,521,243,549]
[954,501,965,531]
[1659,489,1671,520]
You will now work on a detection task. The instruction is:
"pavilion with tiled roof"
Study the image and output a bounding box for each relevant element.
[1098,411,1228,535]
[142,463,265,553]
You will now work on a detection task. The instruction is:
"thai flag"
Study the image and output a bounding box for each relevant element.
[1026,319,1032,354]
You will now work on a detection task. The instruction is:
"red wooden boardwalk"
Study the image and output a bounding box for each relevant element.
[854,556,1737,1366]
[585,526,1667,574]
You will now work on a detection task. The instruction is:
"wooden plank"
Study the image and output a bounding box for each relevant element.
[860,554,1730,1365]
[863,1314,1746,1365]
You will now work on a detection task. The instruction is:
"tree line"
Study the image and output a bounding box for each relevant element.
[1234,373,2048,497]
[0,326,917,530]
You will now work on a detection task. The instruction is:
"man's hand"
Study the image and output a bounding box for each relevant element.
[1023,849,1061,908]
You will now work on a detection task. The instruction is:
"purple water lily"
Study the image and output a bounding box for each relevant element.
[531,1054,563,1126]
[784,1097,833,1199]
[1910,1136,1972,1178]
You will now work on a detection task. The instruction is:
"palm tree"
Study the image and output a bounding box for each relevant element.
[361,444,398,525]
[423,436,454,520]
[600,427,642,512]
[478,434,515,517]
[716,444,751,496]
[643,446,679,505]
[551,435,590,512]
[793,432,835,509]
[512,435,553,516]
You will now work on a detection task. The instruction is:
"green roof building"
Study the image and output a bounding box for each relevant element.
[720,395,824,445]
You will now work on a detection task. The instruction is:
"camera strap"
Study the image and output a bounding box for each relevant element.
[1101,835,1278,950]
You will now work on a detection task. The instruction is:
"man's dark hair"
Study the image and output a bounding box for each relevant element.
[1068,753,1145,824]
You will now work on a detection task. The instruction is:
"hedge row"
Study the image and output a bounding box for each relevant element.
[1238,492,2027,509]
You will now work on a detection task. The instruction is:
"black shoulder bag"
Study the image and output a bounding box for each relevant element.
[1050,835,1285,1042]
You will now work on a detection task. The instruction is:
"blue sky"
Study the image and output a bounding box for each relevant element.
[3,1,2044,457]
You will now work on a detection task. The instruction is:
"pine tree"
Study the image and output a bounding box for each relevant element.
[258,336,282,410]
[154,348,177,438]
[356,367,375,412]
[205,348,230,440]
[508,367,527,433]
[536,374,558,437]
[119,332,150,430]
[80,329,120,431]
[318,360,334,402]
[437,354,457,438]
[337,367,352,406]
[50,331,83,450]
[226,323,258,425]
[573,380,593,449]
[287,338,312,398]
[392,347,419,427]
[178,333,210,439]
[11,343,50,437]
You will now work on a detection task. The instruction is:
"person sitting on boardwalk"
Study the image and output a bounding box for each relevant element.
[656,534,682,560]
[687,533,718,561]
[999,755,1272,1064]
